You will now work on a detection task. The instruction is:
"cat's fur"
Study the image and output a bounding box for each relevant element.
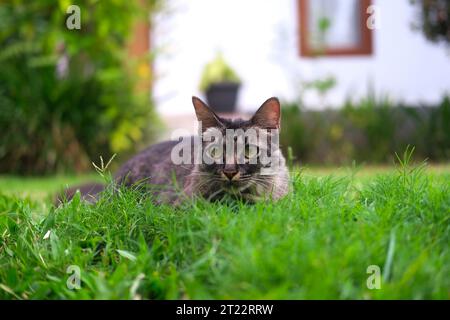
[58,97,290,205]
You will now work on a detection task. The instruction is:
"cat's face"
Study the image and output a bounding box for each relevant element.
[191,97,284,200]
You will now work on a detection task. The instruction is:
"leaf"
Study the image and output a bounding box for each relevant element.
[5,247,14,257]
[0,284,21,300]
[383,230,396,282]
[43,230,51,240]
[116,249,137,261]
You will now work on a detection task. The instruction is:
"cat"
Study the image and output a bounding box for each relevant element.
[58,97,290,205]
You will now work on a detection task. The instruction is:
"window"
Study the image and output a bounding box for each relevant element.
[298,0,373,57]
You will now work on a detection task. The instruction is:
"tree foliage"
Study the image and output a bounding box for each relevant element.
[0,0,162,174]
[412,0,450,45]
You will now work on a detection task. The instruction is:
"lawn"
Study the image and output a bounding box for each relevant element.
[0,160,449,299]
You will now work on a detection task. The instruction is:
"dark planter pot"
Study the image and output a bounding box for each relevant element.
[205,82,240,113]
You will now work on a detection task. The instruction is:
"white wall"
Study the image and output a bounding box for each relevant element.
[153,0,450,115]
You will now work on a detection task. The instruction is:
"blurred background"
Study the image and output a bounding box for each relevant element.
[0,0,449,178]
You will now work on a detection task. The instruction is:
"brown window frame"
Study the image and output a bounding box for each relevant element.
[298,0,373,57]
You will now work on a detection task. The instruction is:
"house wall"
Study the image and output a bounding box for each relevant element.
[152,0,450,115]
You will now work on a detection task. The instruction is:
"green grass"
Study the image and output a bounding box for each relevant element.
[0,174,101,202]
[0,161,449,299]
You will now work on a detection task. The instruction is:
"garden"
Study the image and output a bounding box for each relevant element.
[0,0,449,300]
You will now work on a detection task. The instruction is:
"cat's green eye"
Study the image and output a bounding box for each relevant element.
[208,147,222,160]
[245,145,259,159]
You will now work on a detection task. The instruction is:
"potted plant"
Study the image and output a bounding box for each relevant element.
[199,53,241,113]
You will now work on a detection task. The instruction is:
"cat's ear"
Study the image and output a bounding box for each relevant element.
[192,96,223,131]
[251,97,281,129]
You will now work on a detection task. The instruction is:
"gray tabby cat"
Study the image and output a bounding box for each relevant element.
[60,97,290,204]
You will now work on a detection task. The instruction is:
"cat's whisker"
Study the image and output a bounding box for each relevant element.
[193,176,225,194]
[239,182,253,192]
[249,179,274,194]
[194,178,215,192]
[207,187,225,201]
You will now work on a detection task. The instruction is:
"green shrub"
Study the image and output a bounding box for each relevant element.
[280,95,450,165]
[342,94,398,163]
[0,0,162,174]
[199,53,241,92]
[426,96,450,159]
[280,102,307,162]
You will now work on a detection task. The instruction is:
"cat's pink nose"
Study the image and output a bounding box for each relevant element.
[223,169,239,181]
